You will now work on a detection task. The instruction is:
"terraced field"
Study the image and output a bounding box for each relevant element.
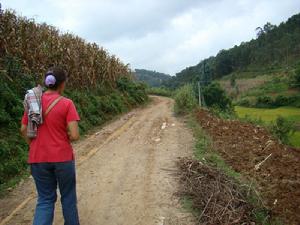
[235,106,300,147]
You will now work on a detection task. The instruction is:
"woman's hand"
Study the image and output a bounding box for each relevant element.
[20,124,31,145]
[67,121,80,141]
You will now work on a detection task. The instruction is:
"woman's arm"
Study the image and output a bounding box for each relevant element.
[20,124,31,145]
[67,121,80,141]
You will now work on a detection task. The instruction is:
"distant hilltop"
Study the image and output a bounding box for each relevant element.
[134,69,171,87]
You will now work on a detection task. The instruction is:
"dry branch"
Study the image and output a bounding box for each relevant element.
[177,158,256,225]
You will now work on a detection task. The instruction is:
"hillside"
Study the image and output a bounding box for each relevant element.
[134,69,171,87]
[163,12,300,89]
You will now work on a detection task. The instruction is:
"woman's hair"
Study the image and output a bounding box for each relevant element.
[44,66,67,90]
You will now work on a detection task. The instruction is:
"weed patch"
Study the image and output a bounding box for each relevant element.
[174,84,197,115]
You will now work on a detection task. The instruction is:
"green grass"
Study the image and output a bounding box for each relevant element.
[289,131,300,147]
[235,106,300,147]
[235,106,300,122]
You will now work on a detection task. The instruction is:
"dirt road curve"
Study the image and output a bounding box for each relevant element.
[0,96,195,225]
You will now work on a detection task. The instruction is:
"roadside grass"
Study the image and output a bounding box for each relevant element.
[0,170,30,198]
[183,113,274,225]
[235,106,300,147]
[187,115,240,179]
[174,84,197,115]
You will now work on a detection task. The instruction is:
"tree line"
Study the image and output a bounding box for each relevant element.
[163,13,300,89]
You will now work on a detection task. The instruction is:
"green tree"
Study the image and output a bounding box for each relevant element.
[203,82,232,111]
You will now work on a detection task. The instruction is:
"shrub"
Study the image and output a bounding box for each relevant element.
[174,84,197,115]
[255,95,273,108]
[270,116,295,145]
[116,77,148,104]
[203,82,233,112]
[236,98,251,107]
[274,95,290,107]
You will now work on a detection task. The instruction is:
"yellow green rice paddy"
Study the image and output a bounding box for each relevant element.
[235,106,300,147]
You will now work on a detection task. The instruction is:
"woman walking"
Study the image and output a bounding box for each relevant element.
[21,66,80,225]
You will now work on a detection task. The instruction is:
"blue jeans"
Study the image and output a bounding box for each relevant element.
[31,161,80,225]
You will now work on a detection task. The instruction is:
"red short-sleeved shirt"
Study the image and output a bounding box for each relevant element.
[22,92,80,163]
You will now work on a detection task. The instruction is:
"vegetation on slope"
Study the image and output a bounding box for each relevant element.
[134,69,171,87]
[224,68,300,108]
[0,9,148,190]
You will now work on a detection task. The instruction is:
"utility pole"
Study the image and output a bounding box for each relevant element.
[198,81,201,106]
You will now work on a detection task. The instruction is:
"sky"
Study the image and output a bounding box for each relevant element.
[2,0,300,75]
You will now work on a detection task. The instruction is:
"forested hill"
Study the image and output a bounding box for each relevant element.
[134,69,171,87]
[164,12,300,89]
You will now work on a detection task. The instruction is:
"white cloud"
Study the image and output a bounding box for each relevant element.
[1,0,300,75]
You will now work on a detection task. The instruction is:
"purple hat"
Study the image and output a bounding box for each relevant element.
[45,74,56,87]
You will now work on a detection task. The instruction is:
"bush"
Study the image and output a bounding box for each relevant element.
[255,95,274,108]
[203,82,233,112]
[116,77,148,104]
[236,98,251,107]
[274,95,290,107]
[174,84,197,115]
[255,94,300,108]
[270,116,295,145]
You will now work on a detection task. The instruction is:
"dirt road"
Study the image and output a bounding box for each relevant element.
[0,96,195,225]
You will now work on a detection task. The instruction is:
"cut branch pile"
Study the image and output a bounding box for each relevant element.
[177,158,256,225]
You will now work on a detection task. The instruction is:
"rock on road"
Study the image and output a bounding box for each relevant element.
[0,96,195,225]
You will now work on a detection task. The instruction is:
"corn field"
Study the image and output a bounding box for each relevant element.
[0,9,132,89]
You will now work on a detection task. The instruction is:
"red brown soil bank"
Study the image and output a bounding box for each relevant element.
[195,109,300,225]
